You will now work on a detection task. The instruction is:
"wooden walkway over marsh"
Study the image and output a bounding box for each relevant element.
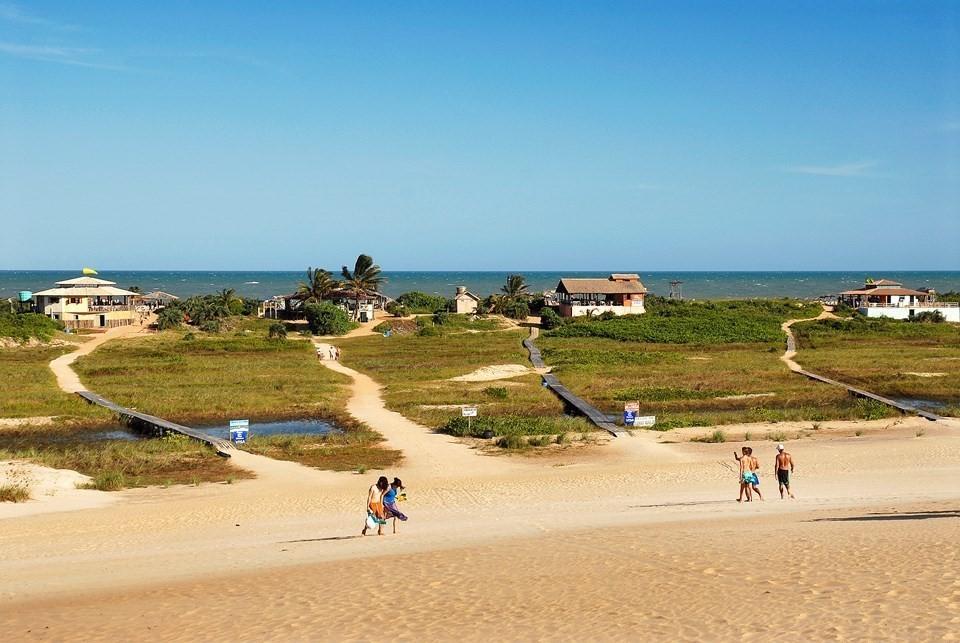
[523,329,625,436]
[77,391,234,454]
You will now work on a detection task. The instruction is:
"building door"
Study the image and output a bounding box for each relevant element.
[99,315,106,327]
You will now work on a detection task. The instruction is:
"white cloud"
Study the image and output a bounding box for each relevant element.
[784,160,878,177]
[0,42,127,70]
[0,3,76,30]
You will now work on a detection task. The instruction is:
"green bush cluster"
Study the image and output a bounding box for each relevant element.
[611,386,737,402]
[304,302,353,335]
[540,307,562,329]
[0,312,61,342]
[540,347,680,367]
[397,291,450,313]
[546,299,820,344]
[440,415,586,438]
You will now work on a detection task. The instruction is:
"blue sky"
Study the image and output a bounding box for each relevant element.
[1,1,958,270]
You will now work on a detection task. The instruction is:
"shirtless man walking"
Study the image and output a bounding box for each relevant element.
[775,444,795,499]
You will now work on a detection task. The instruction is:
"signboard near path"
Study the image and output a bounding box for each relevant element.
[229,419,249,444]
[461,407,478,417]
[634,416,656,428]
[623,401,640,426]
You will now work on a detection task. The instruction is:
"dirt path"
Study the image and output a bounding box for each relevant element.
[48,318,156,394]
[313,342,520,478]
[780,308,837,372]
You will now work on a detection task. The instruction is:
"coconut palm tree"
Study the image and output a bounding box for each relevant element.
[216,288,239,313]
[341,254,384,320]
[501,274,530,300]
[296,267,339,303]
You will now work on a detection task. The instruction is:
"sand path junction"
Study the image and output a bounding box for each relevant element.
[1,331,959,639]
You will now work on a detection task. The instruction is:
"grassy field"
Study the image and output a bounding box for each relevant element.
[74,328,350,424]
[338,327,593,437]
[536,336,886,428]
[547,299,822,343]
[793,317,960,415]
[0,345,111,422]
[241,425,402,472]
[536,300,892,428]
[0,428,247,489]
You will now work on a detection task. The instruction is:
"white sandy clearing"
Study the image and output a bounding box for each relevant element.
[904,372,947,377]
[714,392,775,400]
[0,416,57,428]
[0,460,116,518]
[450,364,532,382]
[687,356,712,361]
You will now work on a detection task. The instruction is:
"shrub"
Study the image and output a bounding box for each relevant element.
[912,310,945,323]
[855,398,890,421]
[432,309,449,326]
[155,306,184,330]
[502,300,530,320]
[497,434,527,449]
[540,307,562,330]
[199,319,222,333]
[397,292,449,313]
[441,416,583,438]
[84,470,126,491]
[0,312,61,342]
[483,386,508,399]
[0,483,31,502]
[304,302,352,335]
[267,322,288,340]
[385,302,407,317]
[693,430,726,443]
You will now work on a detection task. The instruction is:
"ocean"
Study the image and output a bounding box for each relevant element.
[2,270,959,301]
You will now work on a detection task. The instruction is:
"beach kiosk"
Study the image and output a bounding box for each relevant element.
[555,274,648,318]
[837,278,959,322]
[32,275,139,329]
[453,286,481,314]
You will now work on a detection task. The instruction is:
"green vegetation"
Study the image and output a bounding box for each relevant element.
[304,301,354,335]
[396,291,449,313]
[936,291,960,303]
[537,333,886,429]
[0,483,31,502]
[692,429,727,443]
[0,311,62,342]
[338,328,591,435]
[0,430,247,489]
[0,345,110,421]
[154,290,259,331]
[268,322,288,340]
[241,427,402,472]
[441,415,591,438]
[484,274,534,320]
[547,298,821,344]
[793,317,960,409]
[540,307,562,330]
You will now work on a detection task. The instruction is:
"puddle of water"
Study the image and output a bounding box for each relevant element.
[891,398,951,412]
[80,419,343,442]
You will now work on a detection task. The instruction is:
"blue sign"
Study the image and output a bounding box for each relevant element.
[623,410,637,426]
[229,419,249,444]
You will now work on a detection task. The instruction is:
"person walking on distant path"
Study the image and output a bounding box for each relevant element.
[329,346,336,360]
[735,447,753,502]
[383,477,409,533]
[775,444,795,499]
[361,476,389,536]
[747,447,763,501]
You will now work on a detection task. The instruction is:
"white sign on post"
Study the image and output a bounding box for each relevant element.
[461,407,478,417]
[634,416,656,428]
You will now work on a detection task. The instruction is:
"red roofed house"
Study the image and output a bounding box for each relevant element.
[555,274,647,318]
[838,278,959,322]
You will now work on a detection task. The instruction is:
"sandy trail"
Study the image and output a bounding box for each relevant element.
[48,319,155,394]
[780,308,837,372]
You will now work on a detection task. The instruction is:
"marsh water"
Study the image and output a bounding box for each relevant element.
[65,418,343,443]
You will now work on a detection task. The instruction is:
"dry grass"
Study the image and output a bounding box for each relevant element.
[0,483,31,502]
[241,429,402,472]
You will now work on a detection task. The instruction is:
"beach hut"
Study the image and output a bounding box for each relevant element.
[141,290,179,310]
[32,275,139,329]
[555,274,648,318]
[326,288,394,322]
[453,286,480,314]
[837,278,959,322]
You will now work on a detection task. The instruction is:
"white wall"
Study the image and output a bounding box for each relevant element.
[861,306,960,322]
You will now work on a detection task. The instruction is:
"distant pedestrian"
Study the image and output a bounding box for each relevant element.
[335,346,341,360]
[383,477,409,533]
[329,346,336,360]
[316,346,324,361]
[747,447,763,501]
[361,476,389,536]
[735,447,753,502]
[775,444,795,499]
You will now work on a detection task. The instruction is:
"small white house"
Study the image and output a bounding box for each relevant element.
[453,286,480,314]
[555,274,647,318]
[838,279,959,322]
[32,276,139,329]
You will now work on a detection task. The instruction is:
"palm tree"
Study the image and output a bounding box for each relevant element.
[341,254,384,320]
[296,267,339,303]
[501,274,530,301]
[217,288,238,311]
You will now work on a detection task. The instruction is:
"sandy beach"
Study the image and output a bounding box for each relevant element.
[3,406,959,641]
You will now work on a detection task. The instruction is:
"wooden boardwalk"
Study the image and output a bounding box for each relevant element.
[77,391,234,454]
[523,330,625,436]
[791,369,942,421]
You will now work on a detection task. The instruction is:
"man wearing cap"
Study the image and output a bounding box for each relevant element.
[774,444,794,499]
